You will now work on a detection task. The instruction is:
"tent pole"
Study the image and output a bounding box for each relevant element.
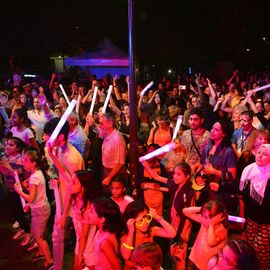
[128,0,139,195]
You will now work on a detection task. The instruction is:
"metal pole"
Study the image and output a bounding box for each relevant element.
[128,0,139,194]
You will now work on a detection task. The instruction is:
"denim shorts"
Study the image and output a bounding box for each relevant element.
[31,203,51,239]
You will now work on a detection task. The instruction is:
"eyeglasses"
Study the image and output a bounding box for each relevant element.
[135,214,152,227]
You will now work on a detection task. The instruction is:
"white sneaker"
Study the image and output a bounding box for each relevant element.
[12,221,20,229]
[20,233,33,246]
[12,229,25,240]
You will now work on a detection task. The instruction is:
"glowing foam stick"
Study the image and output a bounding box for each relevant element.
[140,81,154,96]
[228,215,246,223]
[76,95,81,113]
[59,84,70,105]
[102,85,113,114]
[252,83,270,93]
[47,99,77,145]
[14,171,26,208]
[139,142,176,162]
[172,115,183,140]
[89,86,98,115]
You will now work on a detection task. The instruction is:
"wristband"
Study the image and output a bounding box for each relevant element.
[123,242,134,250]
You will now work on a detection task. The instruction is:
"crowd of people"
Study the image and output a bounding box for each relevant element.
[0,68,270,270]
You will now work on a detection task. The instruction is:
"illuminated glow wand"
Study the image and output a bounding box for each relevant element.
[252,83,270,93]
[47,99,77,218]
[89,86,98,115]
[59,84,70,105]
[228,215,246,223]
[172,115,183,140]
[140,81,154,96]
[139,142,176,162]
[102,85,113,114]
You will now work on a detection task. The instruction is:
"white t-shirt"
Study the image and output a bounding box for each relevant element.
[11,126,35,146]
[29,170,48,209]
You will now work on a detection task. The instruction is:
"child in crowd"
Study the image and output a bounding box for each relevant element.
[183,200,228,270]
[0,137,32,244]
[89,197,122,270]
[56,169,100,270]
[208,238,258,270]
[132,242,163,270]
[9,108,39,149]
[110,174,134,214]
[13,149,53,270]
[168,162,195,270]
[121,200,176,269]
[142,160,195,269]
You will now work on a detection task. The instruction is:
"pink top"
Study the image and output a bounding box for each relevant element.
[189,223,227,270]
[94,231,119,270]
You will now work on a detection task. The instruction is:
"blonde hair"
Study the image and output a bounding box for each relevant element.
[245,129,270,151]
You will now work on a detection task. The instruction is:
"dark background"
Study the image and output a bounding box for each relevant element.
[1,0,270,71]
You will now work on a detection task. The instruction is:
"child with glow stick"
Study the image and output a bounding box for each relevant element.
[14,149,53,269]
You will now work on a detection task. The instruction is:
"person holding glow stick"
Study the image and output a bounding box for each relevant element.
[0,137,31,243]
[13,149,53,269]
[44,117,85,270]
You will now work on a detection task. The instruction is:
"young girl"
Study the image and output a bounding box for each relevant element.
[0,137,31,242]
[141,161,195,269]
[10,108,39,150]
[121,200,176,270]
[110,174,134,214]
[168,162,195,270]
[13,149,53,269]
[58,169,100,270]
[89,197,122,270]
[183,200,228,270]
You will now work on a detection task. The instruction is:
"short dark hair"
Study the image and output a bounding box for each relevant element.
[190,107,204,119]
[43,117,70,140]
[93,197,121,233]
[101,113,116,128]
[241,110,253,119]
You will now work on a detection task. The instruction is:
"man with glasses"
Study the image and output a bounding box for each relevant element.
[231,110,254,159]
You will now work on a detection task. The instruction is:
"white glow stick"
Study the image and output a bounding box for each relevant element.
[76,95,81,113]
[172,115,183,140]
[14,171,26,208]
[139,142,176,162]
[140,81,154,96]
[252,83,270,93]
[102,85,113,114]
[59,84,70,105]
[47,99,77,145]
[89,86,98,115]
[228,215,246,223]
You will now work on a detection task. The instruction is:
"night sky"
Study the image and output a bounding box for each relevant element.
[1,0,270,68]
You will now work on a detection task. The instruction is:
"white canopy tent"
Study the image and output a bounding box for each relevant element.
[64,37,129,78]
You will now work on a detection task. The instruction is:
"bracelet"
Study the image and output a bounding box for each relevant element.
[122,242,134,250]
